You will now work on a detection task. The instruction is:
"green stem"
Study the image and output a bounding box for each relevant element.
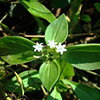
[0,14,8,23]
[41,85,48,96]
[9,68,24,95]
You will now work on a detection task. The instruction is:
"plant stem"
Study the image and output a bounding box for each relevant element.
[0,14,8,23]
[41,85,48,96]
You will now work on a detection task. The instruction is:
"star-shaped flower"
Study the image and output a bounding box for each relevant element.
[56,42,67,55]
[33,42,43,52]
[47,39,57,48]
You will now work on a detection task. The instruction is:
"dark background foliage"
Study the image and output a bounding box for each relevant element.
[0,0,100,100]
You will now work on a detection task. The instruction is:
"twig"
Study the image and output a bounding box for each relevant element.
[22,32,98,38]
[68,32,95,37]
[0,14,8,23]
[86,70,100,77]
[24,34,45,38]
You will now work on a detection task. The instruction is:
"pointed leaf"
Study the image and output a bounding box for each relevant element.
[39,61,60,91]
[61,44,100,70]
[81,14,91,22]
[0,36,36,64]
[45,14,68,44]
[55,59,75,80]
[94,3,100,13]
[47,87,62,100]
[63,79,100,100]
[20,0,56,23]
[0,22,15,35]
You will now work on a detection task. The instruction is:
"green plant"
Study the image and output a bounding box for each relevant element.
[0,0,100,100]
[0,13,100,100]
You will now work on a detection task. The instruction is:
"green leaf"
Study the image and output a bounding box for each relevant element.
[46,87,62,100]
[94,3,100,13]
[20,0,56,23]
[39,61,60,91]
[81,14,91,22]
[61,44,100,70]
[55,59,75,80]
[4,70,41,93]
[72,14,79,22]
[0,36,36,64]
[45,14,68,44]
[62,79,100,100]
[0,22,15,35]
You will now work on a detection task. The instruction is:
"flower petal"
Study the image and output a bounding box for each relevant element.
[47,39,57,48]
[33,42,43,52]
[56,43,67,55]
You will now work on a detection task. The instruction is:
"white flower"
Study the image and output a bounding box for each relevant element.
[56,42,67,55]
[47,39,57,48]
[33,42,43,52]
